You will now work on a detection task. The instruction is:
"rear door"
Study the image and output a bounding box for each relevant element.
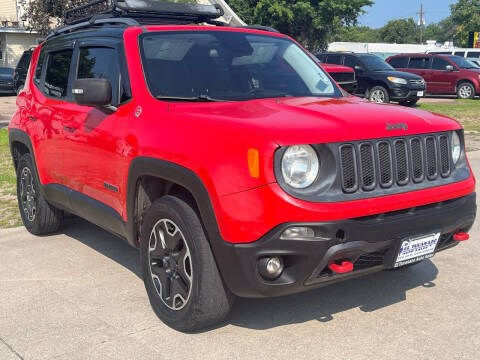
[430,56,457,94]
[60,39,133,216]
[29,42,74,186]
[407,56,431,79]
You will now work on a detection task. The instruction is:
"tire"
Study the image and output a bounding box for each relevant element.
[16,153,63,234]
[16,85,24,95]
[368,86,390,103]
[140,195,233,332]
[399,98,419,107]
[457,82,475,99]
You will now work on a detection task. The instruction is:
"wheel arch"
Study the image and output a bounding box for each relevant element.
[8,129,35,174]
[126,157,224,250]
[456,79,475,90]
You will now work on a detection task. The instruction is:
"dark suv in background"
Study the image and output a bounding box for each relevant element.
[316,52,426,106]
[13,47,34,95]
[386,54,480,99]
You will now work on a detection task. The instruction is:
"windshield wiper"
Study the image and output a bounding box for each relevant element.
[156,95,221,102]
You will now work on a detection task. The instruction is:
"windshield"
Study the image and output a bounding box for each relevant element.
[359,55,395,71]
[447,56,480,69]
[140,31,340,101]
[0,68,13,75]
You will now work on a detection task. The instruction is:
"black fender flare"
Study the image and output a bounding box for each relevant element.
[125,157,225,249]
[8,128,37,175]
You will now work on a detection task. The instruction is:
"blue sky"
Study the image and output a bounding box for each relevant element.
[359,0,457,28]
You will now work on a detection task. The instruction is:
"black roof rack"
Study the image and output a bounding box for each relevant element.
[237,25,279,33]
[64,0,224,26]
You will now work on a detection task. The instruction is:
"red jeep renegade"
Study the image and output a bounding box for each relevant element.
[8,1,476,331]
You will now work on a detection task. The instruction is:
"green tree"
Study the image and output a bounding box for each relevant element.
[378,18,419,44]
[450,0,480,47]
[228,0,374,51]
[331,25,381,43]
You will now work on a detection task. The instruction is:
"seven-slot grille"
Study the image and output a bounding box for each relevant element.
[339,133,451,193]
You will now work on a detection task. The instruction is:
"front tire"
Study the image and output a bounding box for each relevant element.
[16,153,63,234]
[140,195,233,332]
[16,85,24,95]
[457,82,475,99]
[368,86,390,103]
[399,98,419,107]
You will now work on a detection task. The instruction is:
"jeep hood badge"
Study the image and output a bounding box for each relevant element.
[386,122,408,131]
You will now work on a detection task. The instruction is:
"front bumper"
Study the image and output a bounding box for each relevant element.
[215,193,476,298]
[390,84,426,101]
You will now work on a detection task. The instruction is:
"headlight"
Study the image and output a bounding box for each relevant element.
[281,145,319,189]
[451,131,461,165]
[387,76,408,85]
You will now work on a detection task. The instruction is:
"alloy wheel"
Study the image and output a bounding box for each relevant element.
[370,89,386,103]
[458,85,473,99]
[20,167,36,222]
[149,219,193,311]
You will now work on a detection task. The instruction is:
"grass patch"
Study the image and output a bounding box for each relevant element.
[0,128,22,228]
[418,99,480,132]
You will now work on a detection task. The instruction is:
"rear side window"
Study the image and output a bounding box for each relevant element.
[17,51,32,69]
[408,57,430,69]
[454,51,465,57]
[467,51,480,58]
[44,49,73,98]
[344,56,360,68]
[388,57,408,68]
[34,49,46,85]
[326,54,343,64]
[432,57,451,70]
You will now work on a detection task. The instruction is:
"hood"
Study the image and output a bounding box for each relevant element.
[373,69,423,80]
[169,96,461,146]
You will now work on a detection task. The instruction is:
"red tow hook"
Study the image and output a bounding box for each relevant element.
[453,232,470,242]
[329,261,354,274]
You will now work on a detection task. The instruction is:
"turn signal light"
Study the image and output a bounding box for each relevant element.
[248,148,260,178]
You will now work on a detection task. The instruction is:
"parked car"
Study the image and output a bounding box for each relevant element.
[386,54,480,99]
[320,63,357,93]
[427,49,480,59]
[0,67,15,94]
[14,47,34,95]
[9,0,476,332]
[316,52,426,106]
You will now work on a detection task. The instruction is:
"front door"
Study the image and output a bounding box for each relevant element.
[429,57,458,94]
[61,42,133,216]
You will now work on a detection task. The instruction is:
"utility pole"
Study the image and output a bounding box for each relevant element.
[417,3,424,44]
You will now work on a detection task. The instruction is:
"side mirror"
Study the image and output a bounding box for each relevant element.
[354,65,363,72]
[72,78,114,110]
[446,65,454,71]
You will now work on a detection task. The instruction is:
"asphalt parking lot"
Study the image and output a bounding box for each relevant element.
[1,95,480,359]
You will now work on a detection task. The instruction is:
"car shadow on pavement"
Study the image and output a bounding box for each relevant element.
[59,217,438,331]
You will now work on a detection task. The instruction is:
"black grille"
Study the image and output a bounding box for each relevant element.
[330,72,355,83]
[354,250,388,270]
[409,79,425,88]
[359,143,375,190]
[439,135,450,177]
[339,133,452,194]
[340,145,357,192]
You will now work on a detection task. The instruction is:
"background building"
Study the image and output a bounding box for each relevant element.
[0,0,41,68]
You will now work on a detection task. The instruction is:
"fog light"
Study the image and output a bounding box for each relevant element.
[280,226,315,240]
[258,256,284,280]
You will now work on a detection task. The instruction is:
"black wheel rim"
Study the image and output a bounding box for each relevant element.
[20,167,36,222]
[148,219,192,311]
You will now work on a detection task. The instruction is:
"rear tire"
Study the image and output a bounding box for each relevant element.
[140,195,233,332]
[457,82,475,99]
[368,86,390,103]
[16,153,63,234]
[16,85,24,95]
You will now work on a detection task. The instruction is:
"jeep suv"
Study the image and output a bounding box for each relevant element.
[8,0,476,332]
[386,54,480,99]
[316,52,426,106]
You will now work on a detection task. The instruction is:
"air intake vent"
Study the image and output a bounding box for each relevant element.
[340,145,358,193]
